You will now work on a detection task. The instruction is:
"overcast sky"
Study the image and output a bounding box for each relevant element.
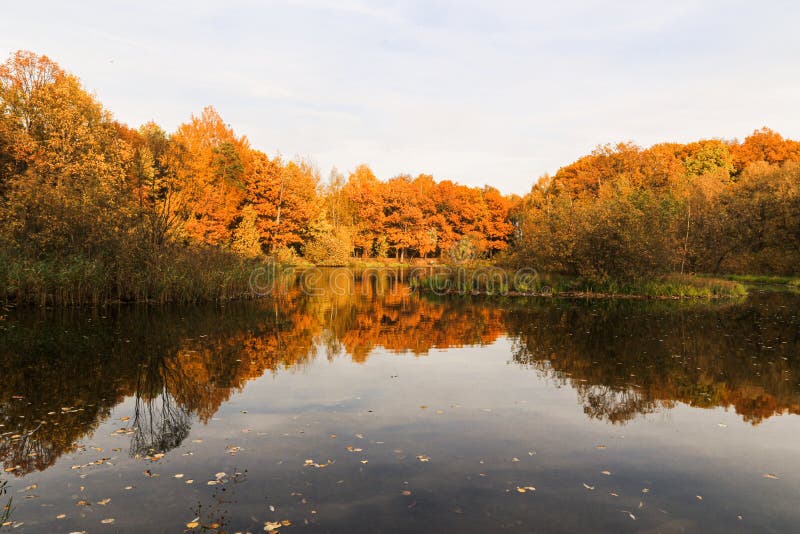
[2,1,799,194]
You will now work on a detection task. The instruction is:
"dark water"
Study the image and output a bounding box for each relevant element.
[1,272,800,533]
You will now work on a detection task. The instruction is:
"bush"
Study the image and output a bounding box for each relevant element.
[303,230,352,266]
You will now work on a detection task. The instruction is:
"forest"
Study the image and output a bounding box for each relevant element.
[1,50,799,304]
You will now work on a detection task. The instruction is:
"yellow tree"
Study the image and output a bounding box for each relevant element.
[342,164,384,257]
[169,106,248,247]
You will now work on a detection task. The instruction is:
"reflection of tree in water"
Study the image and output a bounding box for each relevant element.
[3,278,800,478]
[129,356,192,456]
[579,385,668,423]
[508,293,800,424]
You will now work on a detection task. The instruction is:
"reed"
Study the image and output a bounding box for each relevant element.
[0,246,266,306]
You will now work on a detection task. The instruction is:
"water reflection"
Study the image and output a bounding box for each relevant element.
[0,271,799,480]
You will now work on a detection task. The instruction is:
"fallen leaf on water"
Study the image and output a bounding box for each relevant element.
[174,473,184,478]
[583,483,595,490]
[601,470,612,476]
[416,455,430,462]
[120,416,130,422]
[401,490,412,496]
[264,521,281,531]
[355,433,364,439]
[360,459,368,464]
[185,480,194,484]
[207,481,217,486]
[56,514,66,519]
[100,518,115,524]
[186,521,199,528]
[763,473,780,480]
[696,495,703,500]
[98,498,111,506]
[596,445,607,450]
[305,459,333,468]
[76,500,90,507]
[622,511,636,520]
[124,486,133,490]
[511,457,520,463]
[215,472,226,479]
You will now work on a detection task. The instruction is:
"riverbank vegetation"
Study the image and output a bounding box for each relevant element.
[410,270,747,299]
[1,50,799,304]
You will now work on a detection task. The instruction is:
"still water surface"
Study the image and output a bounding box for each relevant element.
[1,272,799,532]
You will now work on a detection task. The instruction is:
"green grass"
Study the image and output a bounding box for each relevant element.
[712,273,800,287]
[411,269,747,299]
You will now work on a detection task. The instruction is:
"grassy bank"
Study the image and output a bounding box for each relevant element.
[712,274,800,287]
[0,247,267,306]
[410,269,747,299]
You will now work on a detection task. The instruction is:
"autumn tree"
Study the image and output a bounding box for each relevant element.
[169,106,248,247]
[342,164,384,257]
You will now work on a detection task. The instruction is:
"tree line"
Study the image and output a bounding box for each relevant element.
[512,128,800,282]
[1,50,799,303]
[0,51,517,304]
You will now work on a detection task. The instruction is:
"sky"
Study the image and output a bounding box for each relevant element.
[2,0,800,195]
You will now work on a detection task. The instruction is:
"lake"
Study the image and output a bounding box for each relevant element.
[1,270,799,533]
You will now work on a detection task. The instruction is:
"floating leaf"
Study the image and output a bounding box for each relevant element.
[763,473,780,480]
[100,518,115,524]
[416,455,431,462]
[582,483,595,490]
